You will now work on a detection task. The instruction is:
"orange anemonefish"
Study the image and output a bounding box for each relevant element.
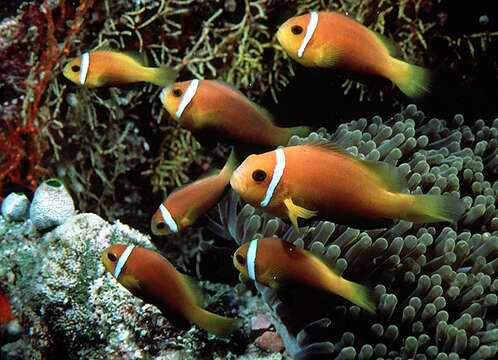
[276,12,431,98]
[233,237,377,312]
[101,244,242,337]
[159,79,310,148]
[151,149,240,235]
[230,140,464,229]
[63,50,178,87]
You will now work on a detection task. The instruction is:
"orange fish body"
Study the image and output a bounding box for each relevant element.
[230,141,464,229]
[233,237,376,312]
[63,50,177,87]
[160,80,309,148]
[102,244,241,336]
[151,150,239,235]
[276,12,430,98]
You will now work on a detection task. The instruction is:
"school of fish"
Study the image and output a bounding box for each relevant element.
[62,10,464,338]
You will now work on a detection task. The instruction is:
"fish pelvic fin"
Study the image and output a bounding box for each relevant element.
[150,65,179,86]
[389,58,431,98]
[359,160,408,193]
[284,198,318,228]
[405,194,465,223]
[188,306,242,337]
[343,279,377,313]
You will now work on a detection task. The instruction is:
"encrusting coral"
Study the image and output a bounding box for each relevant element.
[0,211,272,359]
[212,104,498,359]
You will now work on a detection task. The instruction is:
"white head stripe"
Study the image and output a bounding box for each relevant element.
[113,244,135,279]
[79,52,90,85]
[159,204,178,233]
[247,239,258,281]
[260,148,285,207]
[297,12,318,58]
[175,79,199,118]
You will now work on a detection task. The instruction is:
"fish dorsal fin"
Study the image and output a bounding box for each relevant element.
[220,148,243,176]
[197,168,221,180]
[167,168,221,197]
[213,80,276,124]
[181,274,208,308]
[358,160,408,192]
[371,31,401,58]
[95,46,149,66]
[121,51,149,66]
[302,139,355,158]
[254,103,276,125]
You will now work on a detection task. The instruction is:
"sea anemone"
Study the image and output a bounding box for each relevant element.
[213,104,498,359]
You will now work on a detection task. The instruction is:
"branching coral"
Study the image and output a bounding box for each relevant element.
[212,104,498,359]
[0,0,94,199]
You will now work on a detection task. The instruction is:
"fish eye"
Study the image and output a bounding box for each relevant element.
[236,254,246,265]
[107,252,117,262]
[252,169,267,182]
[291,25,303,35]
[156,222,166,230]
[172,88,183,97]
[71,65,80,72]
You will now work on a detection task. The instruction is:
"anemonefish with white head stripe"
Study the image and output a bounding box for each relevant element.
[230,140,465,229]
[151,149,239,235]
[159,79,310,149]
[102,244,242,337]
[233,237,377,312]
[63,50,178,87]
[276,12,431,98]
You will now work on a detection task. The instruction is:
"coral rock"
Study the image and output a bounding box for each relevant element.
[255,331,285,353]
[29,178,75,230]
[1,193,29,222]
[251,314,273,333]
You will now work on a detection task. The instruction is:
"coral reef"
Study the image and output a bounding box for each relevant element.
[1,192,29,222]
[0,210,279,359]
[29,178,75,230]
[213,104,498,359]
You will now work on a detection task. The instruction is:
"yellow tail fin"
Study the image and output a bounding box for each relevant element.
[188,306,242,337]
[405,194,465,223]
[343,279,377,313]
[150,66,178,86]
[389,58,431,98]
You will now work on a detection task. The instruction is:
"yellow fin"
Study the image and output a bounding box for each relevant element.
[95,47,149,66]
[358,160,408,193]
[303,139,354,158]
[189,307,242,337]
[284,198,318,228]
[406,194,465,223]
[345,279,377,313]
[372,31,401,58]
[181,274,208,308]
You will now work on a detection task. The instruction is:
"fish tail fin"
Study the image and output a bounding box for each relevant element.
[404,194,465,223]
[389,58,431,98]
[150,66,179,86]
[189,306,242,337]
[289,126,311,139]
[342,279,377,313]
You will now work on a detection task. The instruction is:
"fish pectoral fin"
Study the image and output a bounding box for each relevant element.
[284,198,318,228]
